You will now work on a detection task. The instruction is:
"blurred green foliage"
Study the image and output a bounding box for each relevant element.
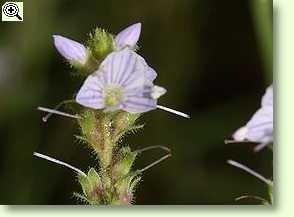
[0,0,272,204]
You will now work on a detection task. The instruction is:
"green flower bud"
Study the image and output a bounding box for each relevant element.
[87,28,115,61]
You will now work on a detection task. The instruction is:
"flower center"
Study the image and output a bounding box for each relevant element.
[104,85,124,108]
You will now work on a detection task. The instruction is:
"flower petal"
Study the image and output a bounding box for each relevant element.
[232,85,273,145]
[123,95,157,113]
[100,49,146,90]
[146,66,157,82]
[261,85,273,107]
[151,85,166,99]
[233,126,248,141]
[122,84,157,113]
[53,35,87,65]
[75,73,105,109]
[115,23,141,49]
[246,107,273,143]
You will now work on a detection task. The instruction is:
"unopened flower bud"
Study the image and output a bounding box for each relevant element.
[87,28,115,61]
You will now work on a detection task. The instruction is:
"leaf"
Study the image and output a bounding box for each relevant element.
[87,167,102,188]
[77,174,91,197]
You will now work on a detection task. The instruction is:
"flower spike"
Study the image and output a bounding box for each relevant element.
[45,22,189,205]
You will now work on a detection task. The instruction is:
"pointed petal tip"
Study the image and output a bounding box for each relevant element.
[151,86,167,99]
[52,35,87,64]
[52,34,66,42]
[115,23,142,49]
[126,22,142,31]
[232,126,248,141]
[133,22,142,29]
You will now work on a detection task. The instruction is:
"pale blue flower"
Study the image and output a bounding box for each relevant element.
[53,23,189,117]
[76,48,166,113]
[233,85,273,151]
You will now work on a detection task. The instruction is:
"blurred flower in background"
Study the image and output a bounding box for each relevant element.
[233,85,273,152]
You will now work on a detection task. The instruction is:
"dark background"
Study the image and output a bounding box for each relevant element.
[0,0,272,204]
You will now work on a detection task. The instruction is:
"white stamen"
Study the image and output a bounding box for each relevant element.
[37,106,80,122]
[157,105,190,119]
[227,159,271,185]
[33,152,86,177]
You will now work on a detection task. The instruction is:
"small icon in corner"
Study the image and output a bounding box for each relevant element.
[2,2,23,22]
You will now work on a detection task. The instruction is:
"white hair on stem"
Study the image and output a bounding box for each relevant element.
[227,159,272,186]
[33,152,86,177]
[157,105,190,119]
[37,106,80,122]
[39,100,75,122]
